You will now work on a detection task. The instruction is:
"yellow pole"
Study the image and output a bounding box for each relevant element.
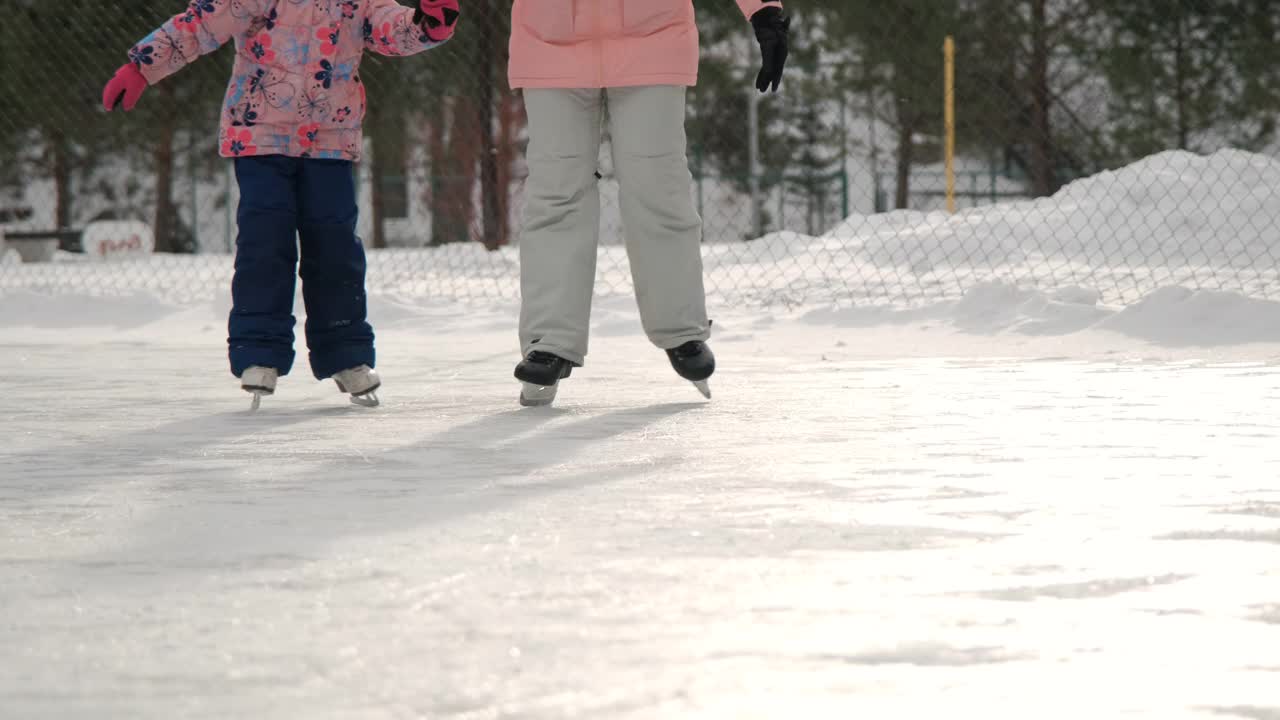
[944,36,956,214]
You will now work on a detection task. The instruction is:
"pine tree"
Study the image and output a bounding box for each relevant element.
[1090,0,1280,158]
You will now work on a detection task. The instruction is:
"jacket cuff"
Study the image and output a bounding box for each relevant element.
[136,61,169,87]
[738,0,783,20]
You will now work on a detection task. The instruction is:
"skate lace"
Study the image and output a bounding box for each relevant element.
[527,351,561,365]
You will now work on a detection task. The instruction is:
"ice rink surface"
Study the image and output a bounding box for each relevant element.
[2,296,1280,719]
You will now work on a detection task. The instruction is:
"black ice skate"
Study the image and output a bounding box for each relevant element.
[515,351,573,407]
[666,341,715,399]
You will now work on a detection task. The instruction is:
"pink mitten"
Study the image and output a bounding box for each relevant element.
[102,63,148,112]
[418,0,460,42]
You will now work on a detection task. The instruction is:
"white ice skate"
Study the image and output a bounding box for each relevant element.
[333,365,381,407]
[241,366,278,412]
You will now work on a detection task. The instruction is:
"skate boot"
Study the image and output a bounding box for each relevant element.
[514,351,573,407]
[666,341,715,399]
[241,366,278,411]
[333,365,381,408]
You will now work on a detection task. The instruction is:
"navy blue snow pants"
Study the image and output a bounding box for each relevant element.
[228,155,375,380]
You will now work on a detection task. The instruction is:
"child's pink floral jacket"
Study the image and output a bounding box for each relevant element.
[130,0,451,162]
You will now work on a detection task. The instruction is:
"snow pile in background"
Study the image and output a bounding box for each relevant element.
[830,149,1280,271]
[1097,286,1280,346]
[801,281,1280,347]
[1,149,1278,310]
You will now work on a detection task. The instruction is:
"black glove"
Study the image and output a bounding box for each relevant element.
[751,6,790,93]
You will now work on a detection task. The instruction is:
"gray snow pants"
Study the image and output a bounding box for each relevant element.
[518,86,711,366]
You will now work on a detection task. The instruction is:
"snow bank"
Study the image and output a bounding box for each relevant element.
[824,149,1280,303]
[0,290,182,330]
[831,149,1280,269]
[1097,286,1280,346]
[802,281,1280,347]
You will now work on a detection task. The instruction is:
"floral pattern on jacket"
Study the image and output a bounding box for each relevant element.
[131,0,451,161]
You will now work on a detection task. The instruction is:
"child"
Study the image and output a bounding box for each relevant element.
[103,0,460,409]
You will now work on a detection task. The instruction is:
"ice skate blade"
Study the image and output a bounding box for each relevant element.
[249,391,266,412]
[692,380,711,399]
[520,382,558,407]
[350,391,380,408]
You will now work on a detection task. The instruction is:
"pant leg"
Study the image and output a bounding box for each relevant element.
[518,88,605,366]
[228,155,300,378]
[606,85,710,350]
[296,158,374,381]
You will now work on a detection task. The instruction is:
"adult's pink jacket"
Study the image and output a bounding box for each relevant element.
[509,0,784,89]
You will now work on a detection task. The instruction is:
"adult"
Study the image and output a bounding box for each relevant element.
[508,0,790,406]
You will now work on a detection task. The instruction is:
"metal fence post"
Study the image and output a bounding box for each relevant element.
[944,36,957,214]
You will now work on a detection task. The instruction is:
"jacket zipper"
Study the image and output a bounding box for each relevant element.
[593,0,603,87]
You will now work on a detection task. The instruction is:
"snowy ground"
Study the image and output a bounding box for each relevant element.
[3,289,1280,719]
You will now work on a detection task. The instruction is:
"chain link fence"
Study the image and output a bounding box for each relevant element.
[2,0,1278,309]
